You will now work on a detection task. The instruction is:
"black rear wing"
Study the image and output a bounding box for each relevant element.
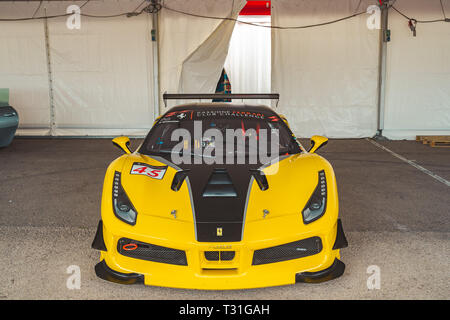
[163,93,279,108]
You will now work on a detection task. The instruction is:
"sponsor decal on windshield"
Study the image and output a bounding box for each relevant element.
[196,110,265,119]
[160,109,268,122]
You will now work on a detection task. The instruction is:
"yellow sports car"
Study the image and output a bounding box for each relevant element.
[92,98,348,289]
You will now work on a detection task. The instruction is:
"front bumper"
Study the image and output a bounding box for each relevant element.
[95,259,144,285]
[94,257,346,287]
[92,218,348,290]
[295,258,345,283]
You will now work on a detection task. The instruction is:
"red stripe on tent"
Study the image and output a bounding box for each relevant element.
[240,1,271,16]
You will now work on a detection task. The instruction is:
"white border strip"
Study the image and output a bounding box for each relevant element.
[367,138,450,187]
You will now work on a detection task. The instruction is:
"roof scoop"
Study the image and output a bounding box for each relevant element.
[202,169,237,198]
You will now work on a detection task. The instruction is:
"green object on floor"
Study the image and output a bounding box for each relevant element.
[0,88,9,107]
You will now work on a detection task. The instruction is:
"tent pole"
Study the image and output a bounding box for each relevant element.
[43,9,56,136]
[151,0,160,121]
[374,1,389,141]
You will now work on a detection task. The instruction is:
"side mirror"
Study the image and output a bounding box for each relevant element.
[112,136,132,154]
[308,135,328,154]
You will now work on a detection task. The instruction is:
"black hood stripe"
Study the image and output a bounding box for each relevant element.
[147,155,291,242]
[184,163,258,242]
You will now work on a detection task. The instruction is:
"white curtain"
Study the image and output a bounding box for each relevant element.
[383,0,450,139]
[179,0,246,95]
[224,15,272,106]
[159,0,245,109]
[271,0,379,138]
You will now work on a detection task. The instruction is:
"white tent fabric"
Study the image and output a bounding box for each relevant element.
[0,1,155,136]
[1,0,449,139]
[158,0,227,110]
[48,2,155,136]
[271,0,380,138]
[0,3,51,135]
[179,0,246,95]
[224,15,272,106]
[159,0,245,109]
[383,0,450,139]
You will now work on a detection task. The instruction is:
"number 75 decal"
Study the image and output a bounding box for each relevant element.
[130,163,167,180]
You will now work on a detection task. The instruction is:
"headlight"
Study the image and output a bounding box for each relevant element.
[302,170,327,224]
[113,171,137,225]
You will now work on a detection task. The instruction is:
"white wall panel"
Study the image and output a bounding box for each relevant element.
[0,3,51,135]
[271,0,379,138]
[1,1,154,136]
[383,0,450,139]
[46,1,155,136]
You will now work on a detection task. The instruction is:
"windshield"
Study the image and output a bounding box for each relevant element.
[139,108,301,164]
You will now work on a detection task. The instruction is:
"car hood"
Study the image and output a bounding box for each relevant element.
[118,153,329,242]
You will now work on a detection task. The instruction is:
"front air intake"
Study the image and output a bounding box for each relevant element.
[252,237,322,265]
[117,238,188,266]
[204,251,235,261]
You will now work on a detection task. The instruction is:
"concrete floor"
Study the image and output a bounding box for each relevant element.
[0,138,449,299]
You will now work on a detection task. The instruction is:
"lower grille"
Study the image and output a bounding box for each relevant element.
[117,238,187,266]
[204,251,220,261]
[204,251,235,261]
[220,251,235,261]
[252,237,322,265]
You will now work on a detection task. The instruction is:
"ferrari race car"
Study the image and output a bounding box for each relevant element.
[92,94,348,289]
